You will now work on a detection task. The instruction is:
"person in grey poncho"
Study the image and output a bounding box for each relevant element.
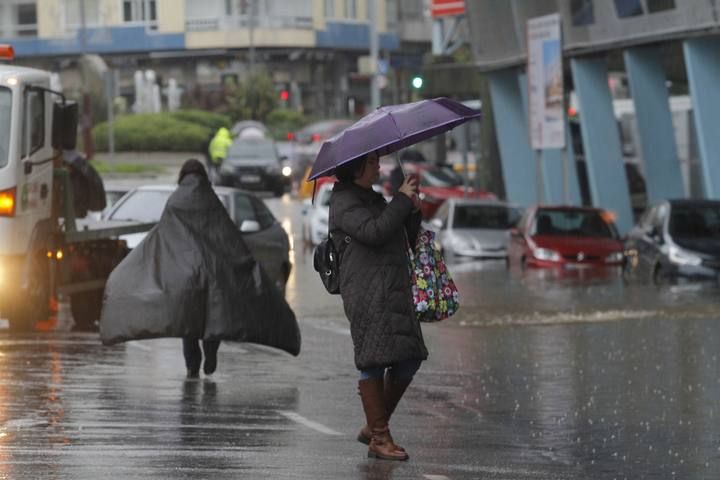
[100,159,301,376]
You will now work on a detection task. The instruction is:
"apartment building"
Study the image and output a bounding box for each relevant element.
[0,0,431,117]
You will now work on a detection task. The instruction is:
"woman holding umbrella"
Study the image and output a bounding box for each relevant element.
[329,151,426,461]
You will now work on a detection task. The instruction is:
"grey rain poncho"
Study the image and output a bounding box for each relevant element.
[99,174,301,356]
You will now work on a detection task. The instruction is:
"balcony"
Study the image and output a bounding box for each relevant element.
[186,14,313,32]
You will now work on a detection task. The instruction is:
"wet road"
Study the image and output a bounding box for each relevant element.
[1,194,720,479]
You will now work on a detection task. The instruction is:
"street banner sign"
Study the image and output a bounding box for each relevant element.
[527,13,565,149]
[430,0,465,18]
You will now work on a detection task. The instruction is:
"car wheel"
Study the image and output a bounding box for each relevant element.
[652,263,670,286]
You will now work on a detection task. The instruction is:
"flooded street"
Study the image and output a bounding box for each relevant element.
[0,193,718,478]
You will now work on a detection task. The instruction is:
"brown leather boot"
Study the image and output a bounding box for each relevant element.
[358,378,409,461]
[357,373,412,450]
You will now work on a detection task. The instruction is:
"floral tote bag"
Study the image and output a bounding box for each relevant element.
[408,228,460,322]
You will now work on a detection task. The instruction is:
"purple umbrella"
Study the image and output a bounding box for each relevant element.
[307,97,481,180]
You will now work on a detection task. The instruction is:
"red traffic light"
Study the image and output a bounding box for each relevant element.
[279,90,289,101]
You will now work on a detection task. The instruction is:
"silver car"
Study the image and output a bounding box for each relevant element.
[104,185,292,292]
[427,198,522,261]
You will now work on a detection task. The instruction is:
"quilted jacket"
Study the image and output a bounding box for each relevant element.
[329,181,428,370]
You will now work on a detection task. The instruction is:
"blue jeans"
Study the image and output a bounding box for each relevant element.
[359,359,422,381]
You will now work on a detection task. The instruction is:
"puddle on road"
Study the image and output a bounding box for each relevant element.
[446,260,720,327]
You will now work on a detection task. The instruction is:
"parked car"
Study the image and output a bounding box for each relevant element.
[404,163,496,219]
[292,119,353,145]
[301,181,333,246]
[624,199,720,284]
[426,199,521,261]
[230,120,269,138]
[217,137,290,196]
[508,205,624,269]
[88,186,130,221]
[104,185,292,292]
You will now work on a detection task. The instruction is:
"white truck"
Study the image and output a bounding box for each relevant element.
[0,45,153,331]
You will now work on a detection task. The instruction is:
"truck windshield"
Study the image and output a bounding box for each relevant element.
[0,87,11,168]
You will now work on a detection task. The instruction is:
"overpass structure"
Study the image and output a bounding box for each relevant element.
[465,0,720,232]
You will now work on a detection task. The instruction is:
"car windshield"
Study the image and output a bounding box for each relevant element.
[228,140,278,160]
[108,190,172,222]
[0,87,11,168]
[669,205,720,239]
[454,205,517,230]
[421,167,464,188]
[109,189,231,222]
[534,209,616,239]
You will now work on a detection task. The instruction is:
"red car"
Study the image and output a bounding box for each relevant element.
[403,164,496,219]
[508,205,624,269]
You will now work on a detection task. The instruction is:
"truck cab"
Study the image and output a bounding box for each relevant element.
[0,46,152,331]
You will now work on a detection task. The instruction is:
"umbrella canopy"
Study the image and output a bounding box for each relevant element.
[307,97,481,181]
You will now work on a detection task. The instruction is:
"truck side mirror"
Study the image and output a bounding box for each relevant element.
[52,101,79,150]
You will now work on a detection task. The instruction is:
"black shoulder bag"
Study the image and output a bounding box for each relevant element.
[313,233,350,295]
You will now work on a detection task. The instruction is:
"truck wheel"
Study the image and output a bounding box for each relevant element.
[70,289,104,331]
[9,257,50,331]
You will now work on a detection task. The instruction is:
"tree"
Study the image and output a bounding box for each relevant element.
[226,72,278,122]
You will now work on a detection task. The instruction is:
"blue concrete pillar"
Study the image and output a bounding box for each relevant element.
[488,68,537,206]
[624,47,684,202]
[539,121,582,205]
[518,73,581,205]
[570,57,634,233]
[683,37,720,199]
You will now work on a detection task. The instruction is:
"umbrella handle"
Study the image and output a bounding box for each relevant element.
[395,153,406,179]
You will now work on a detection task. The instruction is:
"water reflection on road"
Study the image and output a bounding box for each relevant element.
[447,259,720,328]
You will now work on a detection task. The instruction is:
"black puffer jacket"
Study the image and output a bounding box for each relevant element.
[329,182,428,370]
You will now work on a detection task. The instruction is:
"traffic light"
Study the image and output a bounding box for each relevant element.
[411,75,423,89]
[279,89,289,101]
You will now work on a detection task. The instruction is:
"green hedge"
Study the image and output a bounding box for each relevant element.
[169,110,231,131]
[93,110,231,152]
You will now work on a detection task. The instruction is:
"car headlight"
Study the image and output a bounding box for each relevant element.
[282,166,292,177]
[532,247,561,262]
[219,162,234,174]
[604,251,624,263]
[668,245,702,266]
[451,236,472,251]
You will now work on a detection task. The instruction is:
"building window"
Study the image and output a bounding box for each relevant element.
[325,0,335,18]
[123,0,157,26]
[399,0,422,21]
[613,0,644,18]
[345,0,356,19]
[15,2,38,37]
[386,0,398,30]
[570,0,594,26]
[64,0,101,30]
[646,0,675,13]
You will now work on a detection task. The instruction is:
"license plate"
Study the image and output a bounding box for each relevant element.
[240,174,261,183]
[564,263,591,270]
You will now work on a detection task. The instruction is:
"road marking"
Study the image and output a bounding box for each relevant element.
[277,411,343,436]
[424,476,450,480]
[307,321,351,336]
[221,344,249,354]
[126,341,152,351]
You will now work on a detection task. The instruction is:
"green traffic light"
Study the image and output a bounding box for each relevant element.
[411,76,423,89]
